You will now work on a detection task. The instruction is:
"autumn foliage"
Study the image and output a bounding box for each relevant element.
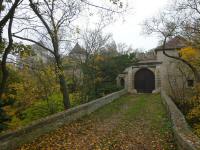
[180,47,200,69]
[173,46,200,137]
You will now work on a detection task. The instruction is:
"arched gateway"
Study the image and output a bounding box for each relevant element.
[134,68,155,93]
[116,36,193,94]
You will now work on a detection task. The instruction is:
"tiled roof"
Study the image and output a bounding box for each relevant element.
[155,36,188,51]
[69,43,86,55]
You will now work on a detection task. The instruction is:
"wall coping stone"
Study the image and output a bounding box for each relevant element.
[161,90,200,150]
[0,89,127,150]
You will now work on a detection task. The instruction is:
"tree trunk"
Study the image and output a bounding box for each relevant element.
[0,62,9,99]
[54,54,70,109]
[0,0,20,43]
[58,73,70,109]
[29,0,71,109]
[0,15,14,99]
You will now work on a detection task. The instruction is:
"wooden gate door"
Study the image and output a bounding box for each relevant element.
[134,68,155,93]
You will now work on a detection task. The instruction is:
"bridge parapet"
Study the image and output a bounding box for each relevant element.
[161,91,200,150]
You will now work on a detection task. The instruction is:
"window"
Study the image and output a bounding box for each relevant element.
[187,80,194,87]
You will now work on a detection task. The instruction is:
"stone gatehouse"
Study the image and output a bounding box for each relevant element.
[117,36,195,93]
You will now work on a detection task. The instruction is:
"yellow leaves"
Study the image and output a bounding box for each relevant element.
[9,82,24,92]
[96,77,103,83]
[18,95,176,150]
[8,78,37,105]
[1,93,7,100]
[180,46,198,57]
[187,105,200,120]
[95,55,105,62]
[195,82,200,92]
[180,46,200,67]
[19,51,29,58]
[193,124,200,136]
[185,83,200,137]
[187,105,200,137]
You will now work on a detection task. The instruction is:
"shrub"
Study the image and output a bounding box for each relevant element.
[185,83,200,137]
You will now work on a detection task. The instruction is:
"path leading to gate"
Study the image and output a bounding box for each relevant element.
[19,94,176,150]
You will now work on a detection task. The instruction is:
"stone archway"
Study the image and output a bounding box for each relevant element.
[134,68,155,93]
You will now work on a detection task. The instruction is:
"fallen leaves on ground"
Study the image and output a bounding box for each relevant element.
[19,94,176,150]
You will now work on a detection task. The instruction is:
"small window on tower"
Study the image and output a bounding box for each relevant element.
[187,80,194,87]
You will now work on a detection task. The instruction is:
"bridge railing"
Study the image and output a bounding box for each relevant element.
[161,90,200,150]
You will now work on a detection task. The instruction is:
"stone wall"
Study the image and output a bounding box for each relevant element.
[135,50,156,61]
[0,89,127,150]
[161,90,200,150]
[125,66,160,93]
[156,50,194,94]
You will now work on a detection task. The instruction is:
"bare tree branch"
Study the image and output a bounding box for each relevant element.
[0,0,22,42]
[13,34,54,55]
[80,0,123,13]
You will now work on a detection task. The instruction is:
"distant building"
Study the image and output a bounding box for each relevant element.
[60,43,87,88]
[117,36,194,94]
[69,43,86,63]
[16,42,51,69]
[31,43,50,63]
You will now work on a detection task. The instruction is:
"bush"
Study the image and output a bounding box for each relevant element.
[69,92,83,107]
[8,93,64,128]
[8,92,89,129]
[183,83,200,137]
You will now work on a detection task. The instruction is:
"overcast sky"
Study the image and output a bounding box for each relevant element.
[8,0,170,53]
[105,0,169,51]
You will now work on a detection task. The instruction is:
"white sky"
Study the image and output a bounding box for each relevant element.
[105,0,170,51]
[6,0,170,53]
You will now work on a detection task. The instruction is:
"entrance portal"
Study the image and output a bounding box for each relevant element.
[134,68,155,93]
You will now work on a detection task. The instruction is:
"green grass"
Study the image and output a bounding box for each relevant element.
[11,92,87,127]
[124,94,147,118]
[88,93,175,149]
[88,93,173,135]
[19,93,176,150]
[92,94,133,118]
[8,93,65,129]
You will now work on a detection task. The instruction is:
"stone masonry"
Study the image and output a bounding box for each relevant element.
[117,36,194,93]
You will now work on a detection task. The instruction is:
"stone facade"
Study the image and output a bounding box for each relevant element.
[120,61,162,93]
[117,36,194,93]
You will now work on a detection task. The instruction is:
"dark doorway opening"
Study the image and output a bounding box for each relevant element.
[120,78,125,88]
[134,68,155,93]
